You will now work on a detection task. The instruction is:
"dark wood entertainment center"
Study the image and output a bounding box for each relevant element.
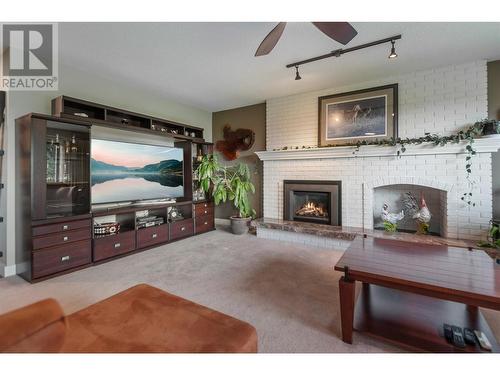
[15,96,214,282]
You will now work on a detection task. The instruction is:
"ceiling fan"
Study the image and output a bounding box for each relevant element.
[255,22,358,57]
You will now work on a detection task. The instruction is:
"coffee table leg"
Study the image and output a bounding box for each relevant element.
[339,276,355,344]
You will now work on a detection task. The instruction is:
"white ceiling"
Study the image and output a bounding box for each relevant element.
[60,22,500,112]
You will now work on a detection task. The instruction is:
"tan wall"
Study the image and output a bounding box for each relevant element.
[212,103,266,219]
[488,60,500,219]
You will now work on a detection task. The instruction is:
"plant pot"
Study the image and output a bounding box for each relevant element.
[481,121,500,136]
[230,216,252,235]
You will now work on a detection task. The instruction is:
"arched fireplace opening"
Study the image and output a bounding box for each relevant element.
[373,184,447,236]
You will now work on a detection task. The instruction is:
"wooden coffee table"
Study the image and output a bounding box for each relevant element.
[334,235,500,352]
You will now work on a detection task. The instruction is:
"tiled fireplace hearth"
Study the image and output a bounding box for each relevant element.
[256,138,500,243]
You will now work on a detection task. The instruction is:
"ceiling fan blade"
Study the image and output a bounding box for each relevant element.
[255,22,287,56]
[312,22,357,45]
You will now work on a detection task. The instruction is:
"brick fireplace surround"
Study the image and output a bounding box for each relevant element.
[255,60,500,245]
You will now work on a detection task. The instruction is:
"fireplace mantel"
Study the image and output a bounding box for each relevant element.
[255,136,500,161]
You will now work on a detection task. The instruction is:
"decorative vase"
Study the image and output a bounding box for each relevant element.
[481,121,500,136]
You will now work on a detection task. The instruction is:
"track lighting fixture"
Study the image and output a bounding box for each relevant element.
[286,34,402,80]
[295,66,301,81]
[388,40,398,59]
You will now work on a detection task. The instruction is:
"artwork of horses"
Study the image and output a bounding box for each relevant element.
[318,84,398,147]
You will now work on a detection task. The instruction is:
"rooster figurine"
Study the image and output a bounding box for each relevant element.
[381,203,404,232]
[412,193,432,234]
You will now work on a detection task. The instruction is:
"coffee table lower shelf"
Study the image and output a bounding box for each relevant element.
[354,284,499,353]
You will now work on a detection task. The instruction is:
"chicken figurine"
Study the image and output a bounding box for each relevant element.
[412,194,432,234]
[381,203,404,232]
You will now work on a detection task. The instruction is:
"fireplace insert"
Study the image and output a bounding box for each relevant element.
[283,180,341,226]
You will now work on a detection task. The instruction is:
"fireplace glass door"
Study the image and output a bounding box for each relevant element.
[283,180,341,226]
[292,191,330,224]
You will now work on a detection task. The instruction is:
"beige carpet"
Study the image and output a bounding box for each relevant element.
[1,225,499,353]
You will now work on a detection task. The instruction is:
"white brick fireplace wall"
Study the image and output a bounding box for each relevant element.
[266,60,487,150]
[258,60,499,241]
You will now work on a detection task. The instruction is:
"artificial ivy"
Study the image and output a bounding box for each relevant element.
[272,120,500,206]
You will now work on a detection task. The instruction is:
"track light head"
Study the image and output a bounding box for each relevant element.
[295,66,302,80]
[388,40,398,59]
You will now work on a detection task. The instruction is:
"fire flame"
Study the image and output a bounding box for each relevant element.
[295,201,327,217]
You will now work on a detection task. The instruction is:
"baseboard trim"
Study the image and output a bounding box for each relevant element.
[256,227,351,250]
[0,263,16,277]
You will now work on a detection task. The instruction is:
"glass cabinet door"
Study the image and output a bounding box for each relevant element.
[45,121,90,217]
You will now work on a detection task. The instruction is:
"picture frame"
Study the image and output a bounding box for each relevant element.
[318,84,398,147]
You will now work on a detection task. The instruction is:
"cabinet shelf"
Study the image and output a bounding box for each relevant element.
[93,226,135,239]
[52,96,206,142]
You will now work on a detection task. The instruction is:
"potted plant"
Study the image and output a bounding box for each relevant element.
[197,154,256,234]
[478,220,500,249]
[477,119,500,136]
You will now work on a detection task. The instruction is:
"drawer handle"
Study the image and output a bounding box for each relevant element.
[152,233,158,238]
[61,255,70,262]
[181,227,185,231]
[62,225,69,230]
[204,210,207,214]
[204,222,208,225]
[114,243,121,248]
[204,204,207,207]
[63,236,69,241]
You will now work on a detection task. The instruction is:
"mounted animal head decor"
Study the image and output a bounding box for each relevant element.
[216,124,255,161]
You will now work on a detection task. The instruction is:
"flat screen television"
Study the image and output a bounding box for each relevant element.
[91,139,184,205]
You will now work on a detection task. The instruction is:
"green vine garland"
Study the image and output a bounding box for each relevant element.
[272,120,499,207]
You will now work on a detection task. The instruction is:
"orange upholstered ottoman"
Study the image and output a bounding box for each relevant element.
[0,284,257,353]
[0,299,67,353]
[63,284,257,353]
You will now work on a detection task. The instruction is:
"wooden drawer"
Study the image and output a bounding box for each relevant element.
[195,214,215,234]
[137,224,169,249]
[32,239,92,279]
[33,218,91,237]
[33,227,91,250]
[194,202,214,217]
[93,230,136,262]
[170,219,194,240]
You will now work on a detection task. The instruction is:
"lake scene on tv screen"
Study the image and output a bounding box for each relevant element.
[91,139,184,204]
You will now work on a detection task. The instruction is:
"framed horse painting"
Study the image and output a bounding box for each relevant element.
[318,84,398,147]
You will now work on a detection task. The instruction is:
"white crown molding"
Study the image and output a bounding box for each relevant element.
[255,136,500,161]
